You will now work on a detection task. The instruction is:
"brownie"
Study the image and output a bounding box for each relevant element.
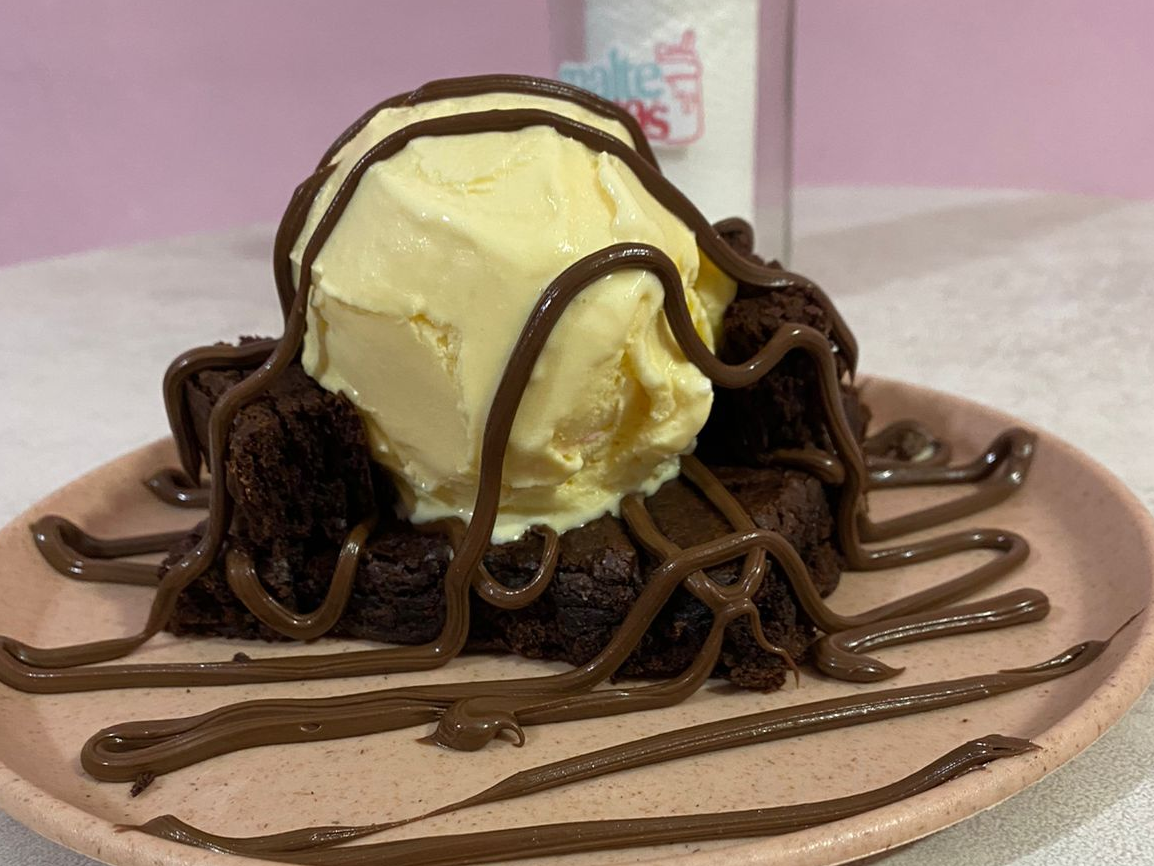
[163,370,841,689]
[697,281,868,465]
[184,361,376,548]
[166,458,836,689]
[163,279,856,689]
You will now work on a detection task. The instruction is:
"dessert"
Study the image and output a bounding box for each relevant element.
[161,304,844,689]
[0,75,1125,863]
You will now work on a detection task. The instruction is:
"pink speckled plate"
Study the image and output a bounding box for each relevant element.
[1,377,1153,866]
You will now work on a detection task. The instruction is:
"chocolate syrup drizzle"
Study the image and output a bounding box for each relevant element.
[813,588,1051,682]
[143,468,209,509]
[130,636,1113,862]
[0,76,1087,862]
[30,515,178,586]
[138,737,1040,865]
[226,512,379,641]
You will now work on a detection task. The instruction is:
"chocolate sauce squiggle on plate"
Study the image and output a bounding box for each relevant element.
[75,518,1032,779]
[30,516,178,587]
[771,419,951,487]
[134,736,1040,865]
[765,426,1034,541]
[127,635,1114,860]
[862,428,1035,542]
[813,588,1051,682]
[864,419,953,467]
[77,527,810,780]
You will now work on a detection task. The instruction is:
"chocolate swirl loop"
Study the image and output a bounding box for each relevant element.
[814,588,1051,682]
[30,516,180,586]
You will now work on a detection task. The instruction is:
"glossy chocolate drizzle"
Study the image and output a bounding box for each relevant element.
[29,515,177,587]
[137,737,1042,865]
[130,636,1115,862]
[813,588,1051,682]
[225,512,379,641]
[0,76,1081,862]
[143,468,210,509]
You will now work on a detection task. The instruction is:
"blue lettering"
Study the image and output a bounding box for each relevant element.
[558,62,610,99]
[609,48,629,101]
[558,51,667,102]
[634,63,663,99]
[588,65,610,99]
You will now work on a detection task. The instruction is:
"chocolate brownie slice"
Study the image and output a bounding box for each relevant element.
[184,360,376,547]
[166,458,836,690]
[163,367,841,689]
[697,280,868,466]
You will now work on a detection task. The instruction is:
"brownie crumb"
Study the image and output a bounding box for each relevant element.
[129,772,155,798]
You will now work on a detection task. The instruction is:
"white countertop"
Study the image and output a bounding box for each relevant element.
[1,187,1151,865]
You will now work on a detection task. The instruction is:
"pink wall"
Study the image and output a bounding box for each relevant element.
[795,0,1154,197]
[2,1,1152,266]
[0,1,550,266]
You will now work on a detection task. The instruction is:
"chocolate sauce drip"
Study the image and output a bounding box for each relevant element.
[711,216,756,257]
[449,523,560,611]
[134,736,1040,865]
[273,165,336,320]
[161,338,279,479]
[770,447,848,484]
[143,468,209,508]
[814,588,1051,682]
[30,515,179,586]
[226,512,378,640]
[862,428,1036,541]
[1,75,1062,863]
[127,635,1113,861]
[623,452,795,676]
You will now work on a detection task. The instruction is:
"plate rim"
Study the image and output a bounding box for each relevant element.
[1,375,1152,866]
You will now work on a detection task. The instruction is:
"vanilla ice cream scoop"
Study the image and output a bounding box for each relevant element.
[291,90,735,543]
